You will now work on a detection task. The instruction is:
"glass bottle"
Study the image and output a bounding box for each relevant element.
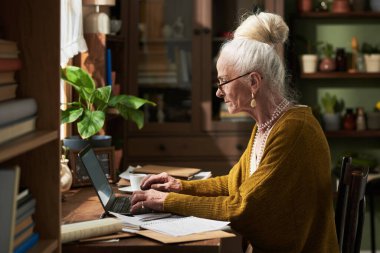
[343,108,356,130]
[356,107,366,131]
[335,48,347,72]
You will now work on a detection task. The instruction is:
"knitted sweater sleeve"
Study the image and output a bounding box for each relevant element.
[164,147,251,220]
[179,175,229,196]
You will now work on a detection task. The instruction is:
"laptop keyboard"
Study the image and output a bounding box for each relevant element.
[111,196,131,214]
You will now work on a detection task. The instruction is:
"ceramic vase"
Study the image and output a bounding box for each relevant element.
[301,54,318,73]
[332,0,351,13]
[370,0,380,11]
[364,54,380,72]
[323,113,341,131]
[60,158,72,193]
[319,57,336,72]
[297,0,313,12]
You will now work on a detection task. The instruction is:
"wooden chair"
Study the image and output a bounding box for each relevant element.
[335,156,369,253]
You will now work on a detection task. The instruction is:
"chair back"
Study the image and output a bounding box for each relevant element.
[335,156,368,253]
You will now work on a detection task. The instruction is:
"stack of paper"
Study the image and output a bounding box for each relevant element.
[111,212,229,237]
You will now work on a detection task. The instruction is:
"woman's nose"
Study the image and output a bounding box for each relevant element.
[216,88,224,98]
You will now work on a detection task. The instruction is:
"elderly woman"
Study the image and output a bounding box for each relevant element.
[130,12,338,253]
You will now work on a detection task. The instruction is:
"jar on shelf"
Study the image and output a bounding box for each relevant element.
[343,108,356,130]
[335,48,347,72]
[356,107,366,131]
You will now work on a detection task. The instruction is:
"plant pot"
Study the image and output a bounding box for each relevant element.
[367,112,380,130]
[63,136,89,151]
[323,113,341,131]
[90,135,112,147]
[319,57,336,72]
[301,54,318,73]
[364,54,380,72]
[370,0,380,11]
[63,135,112,151]
[297,0,313,12]
[332,0,351,13]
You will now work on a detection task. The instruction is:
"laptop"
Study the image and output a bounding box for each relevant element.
[78,145,131,216]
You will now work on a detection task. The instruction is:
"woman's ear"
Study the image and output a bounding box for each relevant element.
[249,72,262,93]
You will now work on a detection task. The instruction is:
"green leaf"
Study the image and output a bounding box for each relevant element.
[61,66,95,103]
[94,86,112,110]
[109,95,156,109]
[61,108,84,124]
[77,110,105,139]
[117,104,144,129]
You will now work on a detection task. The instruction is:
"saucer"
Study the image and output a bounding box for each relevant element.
[119,186,135,193]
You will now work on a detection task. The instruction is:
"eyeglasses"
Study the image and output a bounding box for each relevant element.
[217,72,252,90]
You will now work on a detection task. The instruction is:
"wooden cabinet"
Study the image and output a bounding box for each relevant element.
[0,1,61,252]
[105,0,283,175]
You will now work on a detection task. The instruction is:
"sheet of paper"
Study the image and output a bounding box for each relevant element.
[118,165,143,180]
[110,212,173,228]
[141,216,230,237]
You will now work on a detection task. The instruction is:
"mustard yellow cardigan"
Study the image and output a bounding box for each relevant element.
[164,107,339,253]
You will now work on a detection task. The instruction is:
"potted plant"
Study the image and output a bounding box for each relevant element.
[321,92,345,131]
[296,35,319,74]
[61,66,155,149]
[318,41,335,72]
[361,42,380,73]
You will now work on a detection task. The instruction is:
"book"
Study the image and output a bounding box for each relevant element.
[0,71,16,84]
[16,196,36,222]
[13,232,39,253]
[61,218,124,243]
[14,216,33,236]
[0,116,36,146]
[133,165,201,179]
[0,98,37,127]
[16,188,29,202]
[0,83,17,102]
[13,223,34,249]
[0,166,20,253]
[0,58,22,72]
[0,39,18,54]
[0,52,19,59]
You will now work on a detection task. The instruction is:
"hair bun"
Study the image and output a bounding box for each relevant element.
[234,12,289,46]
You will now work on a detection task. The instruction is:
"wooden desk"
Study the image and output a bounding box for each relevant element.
[61,187,242,253]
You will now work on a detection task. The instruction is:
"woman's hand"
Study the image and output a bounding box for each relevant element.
[140,172,182,192]
[130,189,168,214]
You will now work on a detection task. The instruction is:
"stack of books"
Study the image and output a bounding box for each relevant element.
[0,39,37,145]
[0,39,20,102]
[14,188,39,253]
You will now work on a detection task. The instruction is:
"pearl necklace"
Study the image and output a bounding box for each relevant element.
[257,99,289,133]
[251,99,290,173]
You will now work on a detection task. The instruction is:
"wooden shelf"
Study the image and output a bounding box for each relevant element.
[325,130,380,138]
[0,130,58,163]
[298,11,380,19]
[301,72,380,79]
[29,239,58,253]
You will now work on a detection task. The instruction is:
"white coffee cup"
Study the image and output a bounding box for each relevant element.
[130,174,146,191]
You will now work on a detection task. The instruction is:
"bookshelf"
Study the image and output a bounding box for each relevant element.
[0,0,61,253]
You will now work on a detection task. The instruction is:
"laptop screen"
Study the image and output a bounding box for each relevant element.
[79,147,113,206]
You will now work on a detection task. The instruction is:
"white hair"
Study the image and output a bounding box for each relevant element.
[219,12,296,102]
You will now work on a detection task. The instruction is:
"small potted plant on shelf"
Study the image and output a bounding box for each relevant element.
[321,92,345,131]
[318,41,335,72]
[296,35,319,74]
[61,66,156,150]
[361,42,380,73]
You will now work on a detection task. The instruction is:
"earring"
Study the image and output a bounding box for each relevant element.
[250,93,256,108]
